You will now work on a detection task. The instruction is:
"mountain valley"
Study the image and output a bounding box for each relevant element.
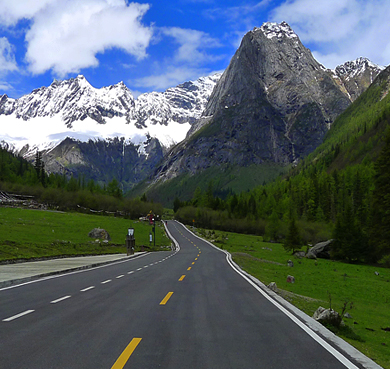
[0,22,384,198]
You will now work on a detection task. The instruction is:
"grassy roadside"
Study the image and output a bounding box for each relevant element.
[0,207,171,262]
[195,228,390,369]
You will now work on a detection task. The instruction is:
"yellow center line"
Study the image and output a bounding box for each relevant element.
[192,262,195,265]
[178,275,186,281]
[160,292,174,305]
[187,267,191,271]
[195,258,198,260]
[111,337,142,369]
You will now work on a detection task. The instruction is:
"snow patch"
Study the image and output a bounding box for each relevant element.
[256,21,298,40]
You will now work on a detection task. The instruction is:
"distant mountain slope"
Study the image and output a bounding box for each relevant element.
[330,57,384,102]
[305,64,390,171]
[0,73,221,189]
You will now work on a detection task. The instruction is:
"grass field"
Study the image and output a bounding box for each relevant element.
[196,228,390,369]
[0,207,171,261]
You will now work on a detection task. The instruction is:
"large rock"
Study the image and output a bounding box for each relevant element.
[306,240,333,259]
[88,228,111,241]
[313,306,345,327]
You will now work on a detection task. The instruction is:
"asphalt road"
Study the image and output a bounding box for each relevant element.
[0,220,366,368]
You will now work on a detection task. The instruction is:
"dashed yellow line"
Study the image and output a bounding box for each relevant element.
[179,275,186,281]
[160,292,174,305]
[111,338,142,369]
[187,267,191,271]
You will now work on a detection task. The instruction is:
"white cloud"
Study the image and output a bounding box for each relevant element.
[131,27,222,91]
[0,37,18,74]
[271,0,390,68]
[133,66,210,91]
[161,27,221,65]
[7,0,153,77]
[0,81,14,91]
[0,0,53,26]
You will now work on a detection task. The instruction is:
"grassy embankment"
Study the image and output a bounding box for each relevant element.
[196,228,390,369]
[0,207,170,262]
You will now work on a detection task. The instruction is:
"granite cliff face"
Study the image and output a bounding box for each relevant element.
[153,22,353,183]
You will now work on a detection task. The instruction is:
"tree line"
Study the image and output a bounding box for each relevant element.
[174,128,390,266]
[0,148,162,219]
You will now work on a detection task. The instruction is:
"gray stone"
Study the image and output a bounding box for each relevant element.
[267,282,278,292]
[313,306,345,327]
[294,251,306,258]
[287,260,294,267]
[88,228,111,241]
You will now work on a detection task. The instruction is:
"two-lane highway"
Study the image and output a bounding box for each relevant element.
[0,220,367,368]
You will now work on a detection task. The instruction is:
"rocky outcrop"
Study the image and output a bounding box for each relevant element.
[306,240,333,259]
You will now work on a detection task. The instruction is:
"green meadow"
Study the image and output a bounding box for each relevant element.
[0,207,170,261]
[197,228,390,369]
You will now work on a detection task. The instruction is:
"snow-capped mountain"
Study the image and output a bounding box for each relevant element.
[331,57,384,101]
[0,73,221,190]
[0,73,222,156]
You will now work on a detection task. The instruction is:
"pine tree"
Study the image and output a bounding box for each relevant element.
[283,217,302,254]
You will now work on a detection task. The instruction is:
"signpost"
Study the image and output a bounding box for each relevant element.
[126,228,135,255]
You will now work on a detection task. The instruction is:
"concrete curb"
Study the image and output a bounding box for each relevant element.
[0,252,147,289]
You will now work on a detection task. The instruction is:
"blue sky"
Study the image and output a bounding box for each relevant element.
[1,0,390,99]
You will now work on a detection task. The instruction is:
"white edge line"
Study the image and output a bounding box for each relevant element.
[50,295,71,304]
[0,253,150,291]
[172,220,364,369]
[2,309,35,322]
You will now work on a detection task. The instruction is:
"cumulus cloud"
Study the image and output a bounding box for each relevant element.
[0,0,52,26]
[0,37,18,74]
[0,0,153,77]
[25,0,153,77]
[271,0,390,68]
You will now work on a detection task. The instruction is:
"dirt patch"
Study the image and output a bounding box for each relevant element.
[232,252,284,266]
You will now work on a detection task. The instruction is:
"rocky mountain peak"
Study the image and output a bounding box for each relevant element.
[156,22,352,184]
[334,57,382,80]
[331,57,384,101]
[255,21,298,40]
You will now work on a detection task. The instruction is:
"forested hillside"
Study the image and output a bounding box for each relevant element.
[175,66,390,265]
[0,148,162,218]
